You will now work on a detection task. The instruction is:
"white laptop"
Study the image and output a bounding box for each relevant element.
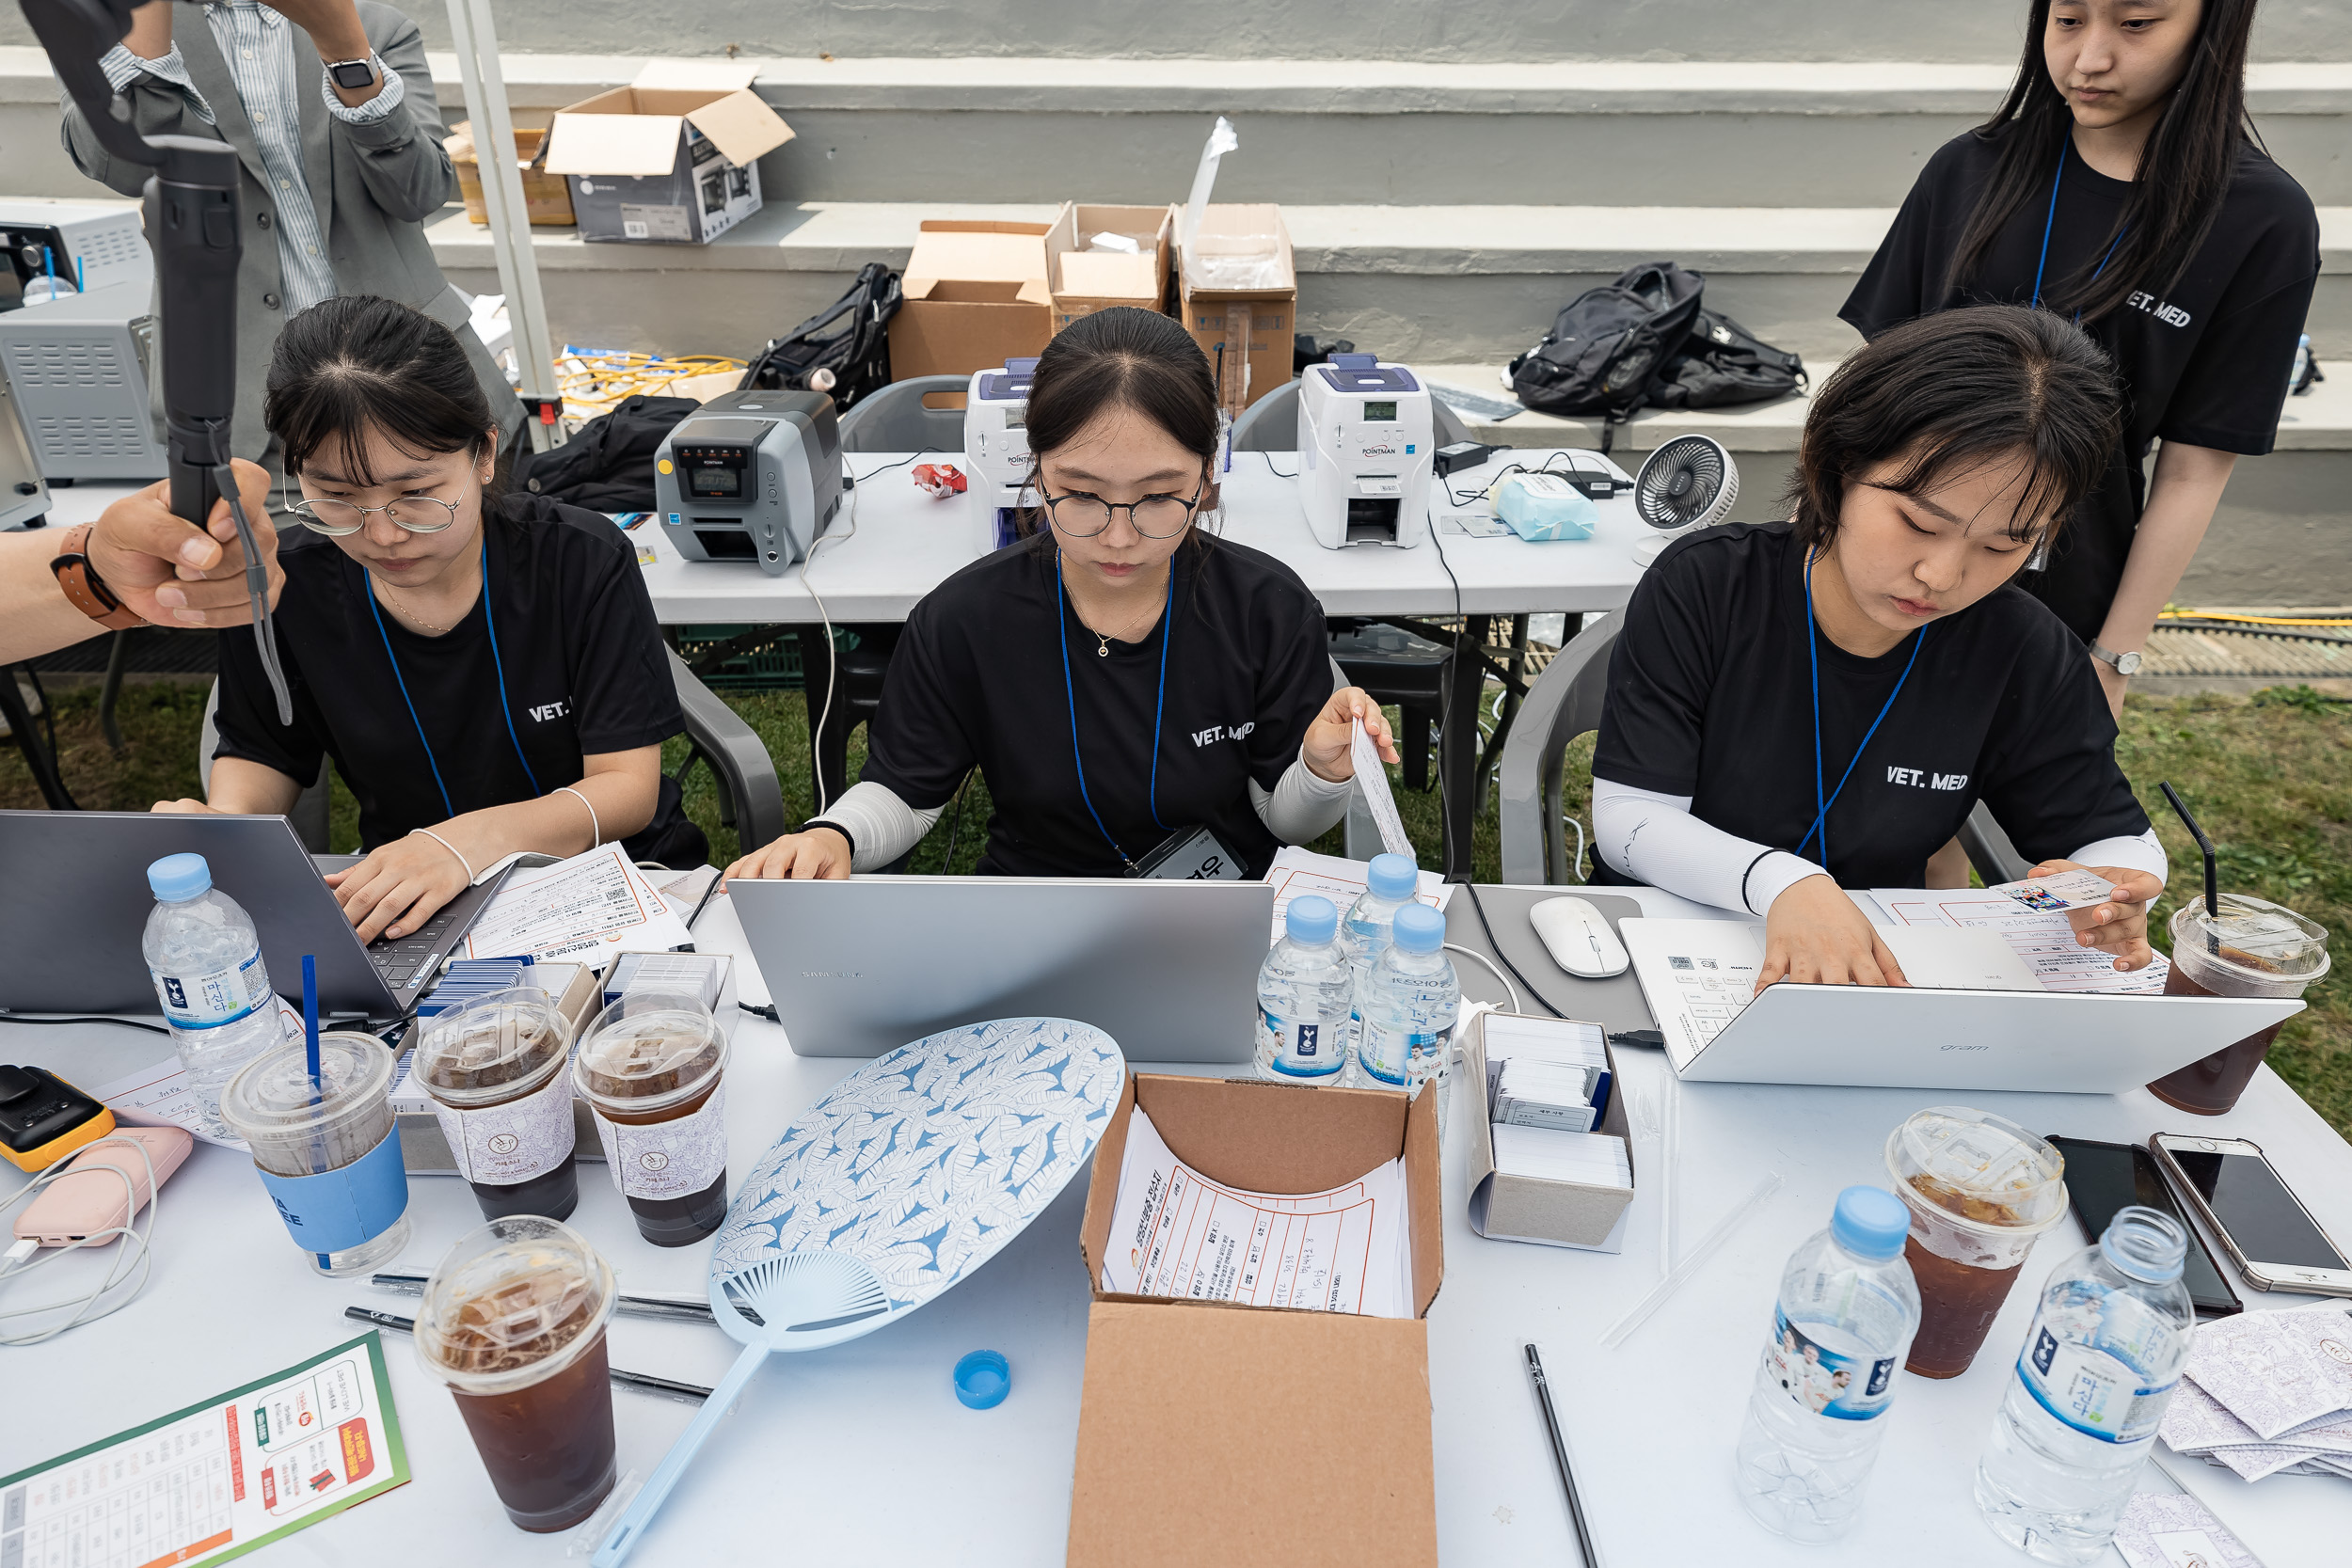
[1620,918,2304,1093]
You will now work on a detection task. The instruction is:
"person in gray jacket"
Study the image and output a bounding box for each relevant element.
[60,0,522,494]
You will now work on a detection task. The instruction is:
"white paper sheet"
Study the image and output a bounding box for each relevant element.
[1099,1105,1413,1318]
[1263,846,1453,944]
[459,843,692,966]
[1868,888,2170,994]
[1350,718,1413,858]
[90,997,302,1149]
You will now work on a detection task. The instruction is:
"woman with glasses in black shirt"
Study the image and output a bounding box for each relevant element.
[725,306,1398,881]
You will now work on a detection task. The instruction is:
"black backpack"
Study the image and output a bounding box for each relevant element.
[1647,308,1808,410]
[515,393,701,512]
[1508,261,1707,442]
[739,261,903,412]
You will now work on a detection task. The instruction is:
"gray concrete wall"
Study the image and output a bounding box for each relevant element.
[0,1,2344,63]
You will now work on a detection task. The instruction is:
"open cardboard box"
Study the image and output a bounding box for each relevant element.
[1176,203,1297,418]
[1463,1010,1639,1252]
[445,121,573,226]
[543,60,794,245]
[1045,202,1175,331]
[1070,1072,1443,1567]
[890,220,1056,381]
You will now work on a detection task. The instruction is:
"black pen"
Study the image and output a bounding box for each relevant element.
[370,1271,715,1324]
[1525,1343,1603,1568]
[344,1307,712,1405]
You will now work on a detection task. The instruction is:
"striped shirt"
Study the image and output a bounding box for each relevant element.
[101,3,406,315]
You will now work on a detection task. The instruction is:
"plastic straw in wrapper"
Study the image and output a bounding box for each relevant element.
[1600,1172,1784,1351]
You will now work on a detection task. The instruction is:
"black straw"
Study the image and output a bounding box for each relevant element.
[2158,782,2218,920]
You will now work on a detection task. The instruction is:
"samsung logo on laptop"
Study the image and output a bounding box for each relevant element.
[801,970,863,979]
[1939,1041,1991,1052]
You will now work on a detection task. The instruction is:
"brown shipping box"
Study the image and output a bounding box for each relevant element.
[1462,1011,1640,1250]
[1045,202,1175,330]
[890,220,1057,381]
[1176,204,1297,418]
[445,121,574,226]
[542,61,794,245]
[1071,1072,1443,1568]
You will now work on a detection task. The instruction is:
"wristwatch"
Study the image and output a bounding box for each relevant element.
[325,55,378,92]
[2089,641,2143,676]
[49,523,147,631]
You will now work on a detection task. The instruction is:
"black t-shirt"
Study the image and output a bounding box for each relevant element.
[1841,130,2320,641]
[858,534,1332,878]
[215,494,705,865]
[1592,523,2149,890]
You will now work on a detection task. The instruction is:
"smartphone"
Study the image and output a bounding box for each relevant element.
[2047,1136,2241,1317]
[2150,1133,2352,1297]
[13,1127,191,1246]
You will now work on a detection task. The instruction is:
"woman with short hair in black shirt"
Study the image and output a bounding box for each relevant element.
[1593,307,2167,990]
[723,306,1397,882]
[157,295,703,942]
[1844,0,2320,715]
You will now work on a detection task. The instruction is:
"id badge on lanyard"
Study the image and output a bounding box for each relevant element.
[1127,823,1248,881]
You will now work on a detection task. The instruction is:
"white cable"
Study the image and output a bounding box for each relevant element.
[0,1134,163,1346]
[1443,942,1519,1014]
[1565,815,1587,882]
[799,464,864,816]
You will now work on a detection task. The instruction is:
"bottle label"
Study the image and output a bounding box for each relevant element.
[1357,1019,1449,1088]
[1261,1008,1343,1078]
[1762,1306,1899,1421]
[426,1069,576,1186]
[594,1081,728,1200]
[2017,1315,2178,1445]
[150,951,270,1030]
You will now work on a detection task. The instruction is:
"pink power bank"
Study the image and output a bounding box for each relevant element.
[14,1126,193,1245]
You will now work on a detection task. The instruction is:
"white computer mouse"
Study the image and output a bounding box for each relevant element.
[1530,895,1630,978]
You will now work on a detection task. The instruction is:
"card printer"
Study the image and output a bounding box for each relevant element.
[655,388,842,575]
[965,356,1037,554]
[1296,355,1432,549]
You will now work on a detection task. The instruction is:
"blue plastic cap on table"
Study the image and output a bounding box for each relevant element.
[954,1350,1010,1411]
[147,852,213,900]
[1392,902,1445,954]
[1366,853,1418,901]
[1285,895,1339,945]
[1832,1185,1912,1261]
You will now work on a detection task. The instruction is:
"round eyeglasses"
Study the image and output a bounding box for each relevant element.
[288,494,464,536]
[1033,478,1206,540]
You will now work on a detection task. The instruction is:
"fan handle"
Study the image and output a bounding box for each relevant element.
[592,1342,771,1567]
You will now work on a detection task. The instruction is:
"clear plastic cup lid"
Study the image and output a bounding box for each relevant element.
[412,1215,616,1394]
[413,986,572,1108]
[219,1031,394,1142]
[1884,1106,2068,1231]
[570,990,727,1113]
[2172,893,2329,982]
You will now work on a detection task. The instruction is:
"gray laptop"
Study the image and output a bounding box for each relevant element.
[0,811,511,1024]
[728,875,1274,1060]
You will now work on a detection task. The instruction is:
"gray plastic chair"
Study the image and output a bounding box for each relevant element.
[835,375,968,454]
[1230,376,1474,452]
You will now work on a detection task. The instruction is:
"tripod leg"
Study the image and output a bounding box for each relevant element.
[0,664,77,811]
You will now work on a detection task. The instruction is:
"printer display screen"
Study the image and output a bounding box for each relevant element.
[677,443,752,500]
[691,466,740,496]
[1361,401,1397,421]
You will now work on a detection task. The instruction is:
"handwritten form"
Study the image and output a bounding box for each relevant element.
[461,843,692,966]
[1867,889,2169,994]
[1263,847,1453,945]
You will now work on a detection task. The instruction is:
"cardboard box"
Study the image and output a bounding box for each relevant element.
[890,220,1056,382]
[1071,1072,1442,1567]
[1044,202,1175,331]
[1176,204,1297,418]
[445,121,574,227]
[543,60,794,245]
[1463,1011,1639,1251]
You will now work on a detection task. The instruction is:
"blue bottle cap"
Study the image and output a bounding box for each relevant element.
[1831,1186,1912,1260]
[1391,903,1445,954]
[1365,853,1418,901]
[954,1349,1009,1410]
[1285,895,1339,945]
[147,852,213,902]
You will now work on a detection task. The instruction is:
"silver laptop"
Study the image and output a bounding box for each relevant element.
[729,875,1274,1060]
[0,811,511,1024]
[1621,917,2304,1093]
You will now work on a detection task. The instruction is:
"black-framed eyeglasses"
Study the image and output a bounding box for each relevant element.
[288,493,465,537]
[1033,473,1207,540]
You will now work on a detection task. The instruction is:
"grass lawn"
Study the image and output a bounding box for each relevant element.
[6,673,2344,1136]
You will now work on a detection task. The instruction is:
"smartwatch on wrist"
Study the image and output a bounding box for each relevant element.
[2089,641,2143,676]
[325,55,378,91]
[49,524,146,631]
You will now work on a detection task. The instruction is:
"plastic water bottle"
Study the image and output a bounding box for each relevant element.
[1341,852,1420,1003]
[142,853,287,1126]
[1255,895,1353,1084]
[1352,904,1458,1118]
[1734,1185,1921,1542]
[1974,1206,2196,1564]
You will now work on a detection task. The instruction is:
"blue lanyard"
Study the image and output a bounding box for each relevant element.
[1057,549,1174,867]
[365,535,543,819]
[2031,136,2127,321]
[1797,549,1927,866]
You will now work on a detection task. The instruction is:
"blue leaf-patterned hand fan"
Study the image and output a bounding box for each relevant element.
[595,1017,1125,1566]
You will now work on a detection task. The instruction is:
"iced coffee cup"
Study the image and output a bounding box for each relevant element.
[571,990,730,1246]
[413,986,580,1224]
[1884,1107,2067,1379]
[220,1031,410,1276]
[412,1215,618,1532]
[2148,895,2329,1116]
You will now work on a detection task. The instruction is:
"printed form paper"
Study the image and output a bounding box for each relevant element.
[1868,889,2169,994]
[0,1332,409,1568]
[462,843,692,965]
[1101,1106,1412,1318]
[1264,847,1453,945]
[91,998,302,1150]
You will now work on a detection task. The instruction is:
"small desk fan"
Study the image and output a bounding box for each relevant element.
[593,1016,1126,1566]
[1631,435,1738,565]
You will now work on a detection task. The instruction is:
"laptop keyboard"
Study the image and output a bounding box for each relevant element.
[369,910,457,991]
[1668,960,1750,1043]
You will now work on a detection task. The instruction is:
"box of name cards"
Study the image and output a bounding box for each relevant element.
[1464,1010,1638,1252]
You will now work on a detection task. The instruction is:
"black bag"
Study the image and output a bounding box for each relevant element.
[1647,308,1808,409]
[739,261,903,412]
[1507,261,1708,436]
[515,393,700,512]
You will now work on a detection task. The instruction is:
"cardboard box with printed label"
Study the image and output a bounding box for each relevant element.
[1070,1072,1443,1568]
[1044,202,1175,331]
[889,220,1056,382]
[445,122,574,227]
[542,60,794,245]
[1176,203,1297,419]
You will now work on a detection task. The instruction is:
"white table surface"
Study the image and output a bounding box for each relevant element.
[6,886,2346,1567]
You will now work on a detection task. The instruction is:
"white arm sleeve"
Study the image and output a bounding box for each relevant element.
[1591,775,1828,916]
[2065,829,2168,885]
[1250,759,1356,844]
[805,781,945,873]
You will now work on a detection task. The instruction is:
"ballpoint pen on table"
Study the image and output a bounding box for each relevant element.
[342,1307,711,1405]
[1525,1343,1603,1568]
[371,1270,715,1324]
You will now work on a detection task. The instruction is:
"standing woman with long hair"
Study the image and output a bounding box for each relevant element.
[1842,0,2319,715]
